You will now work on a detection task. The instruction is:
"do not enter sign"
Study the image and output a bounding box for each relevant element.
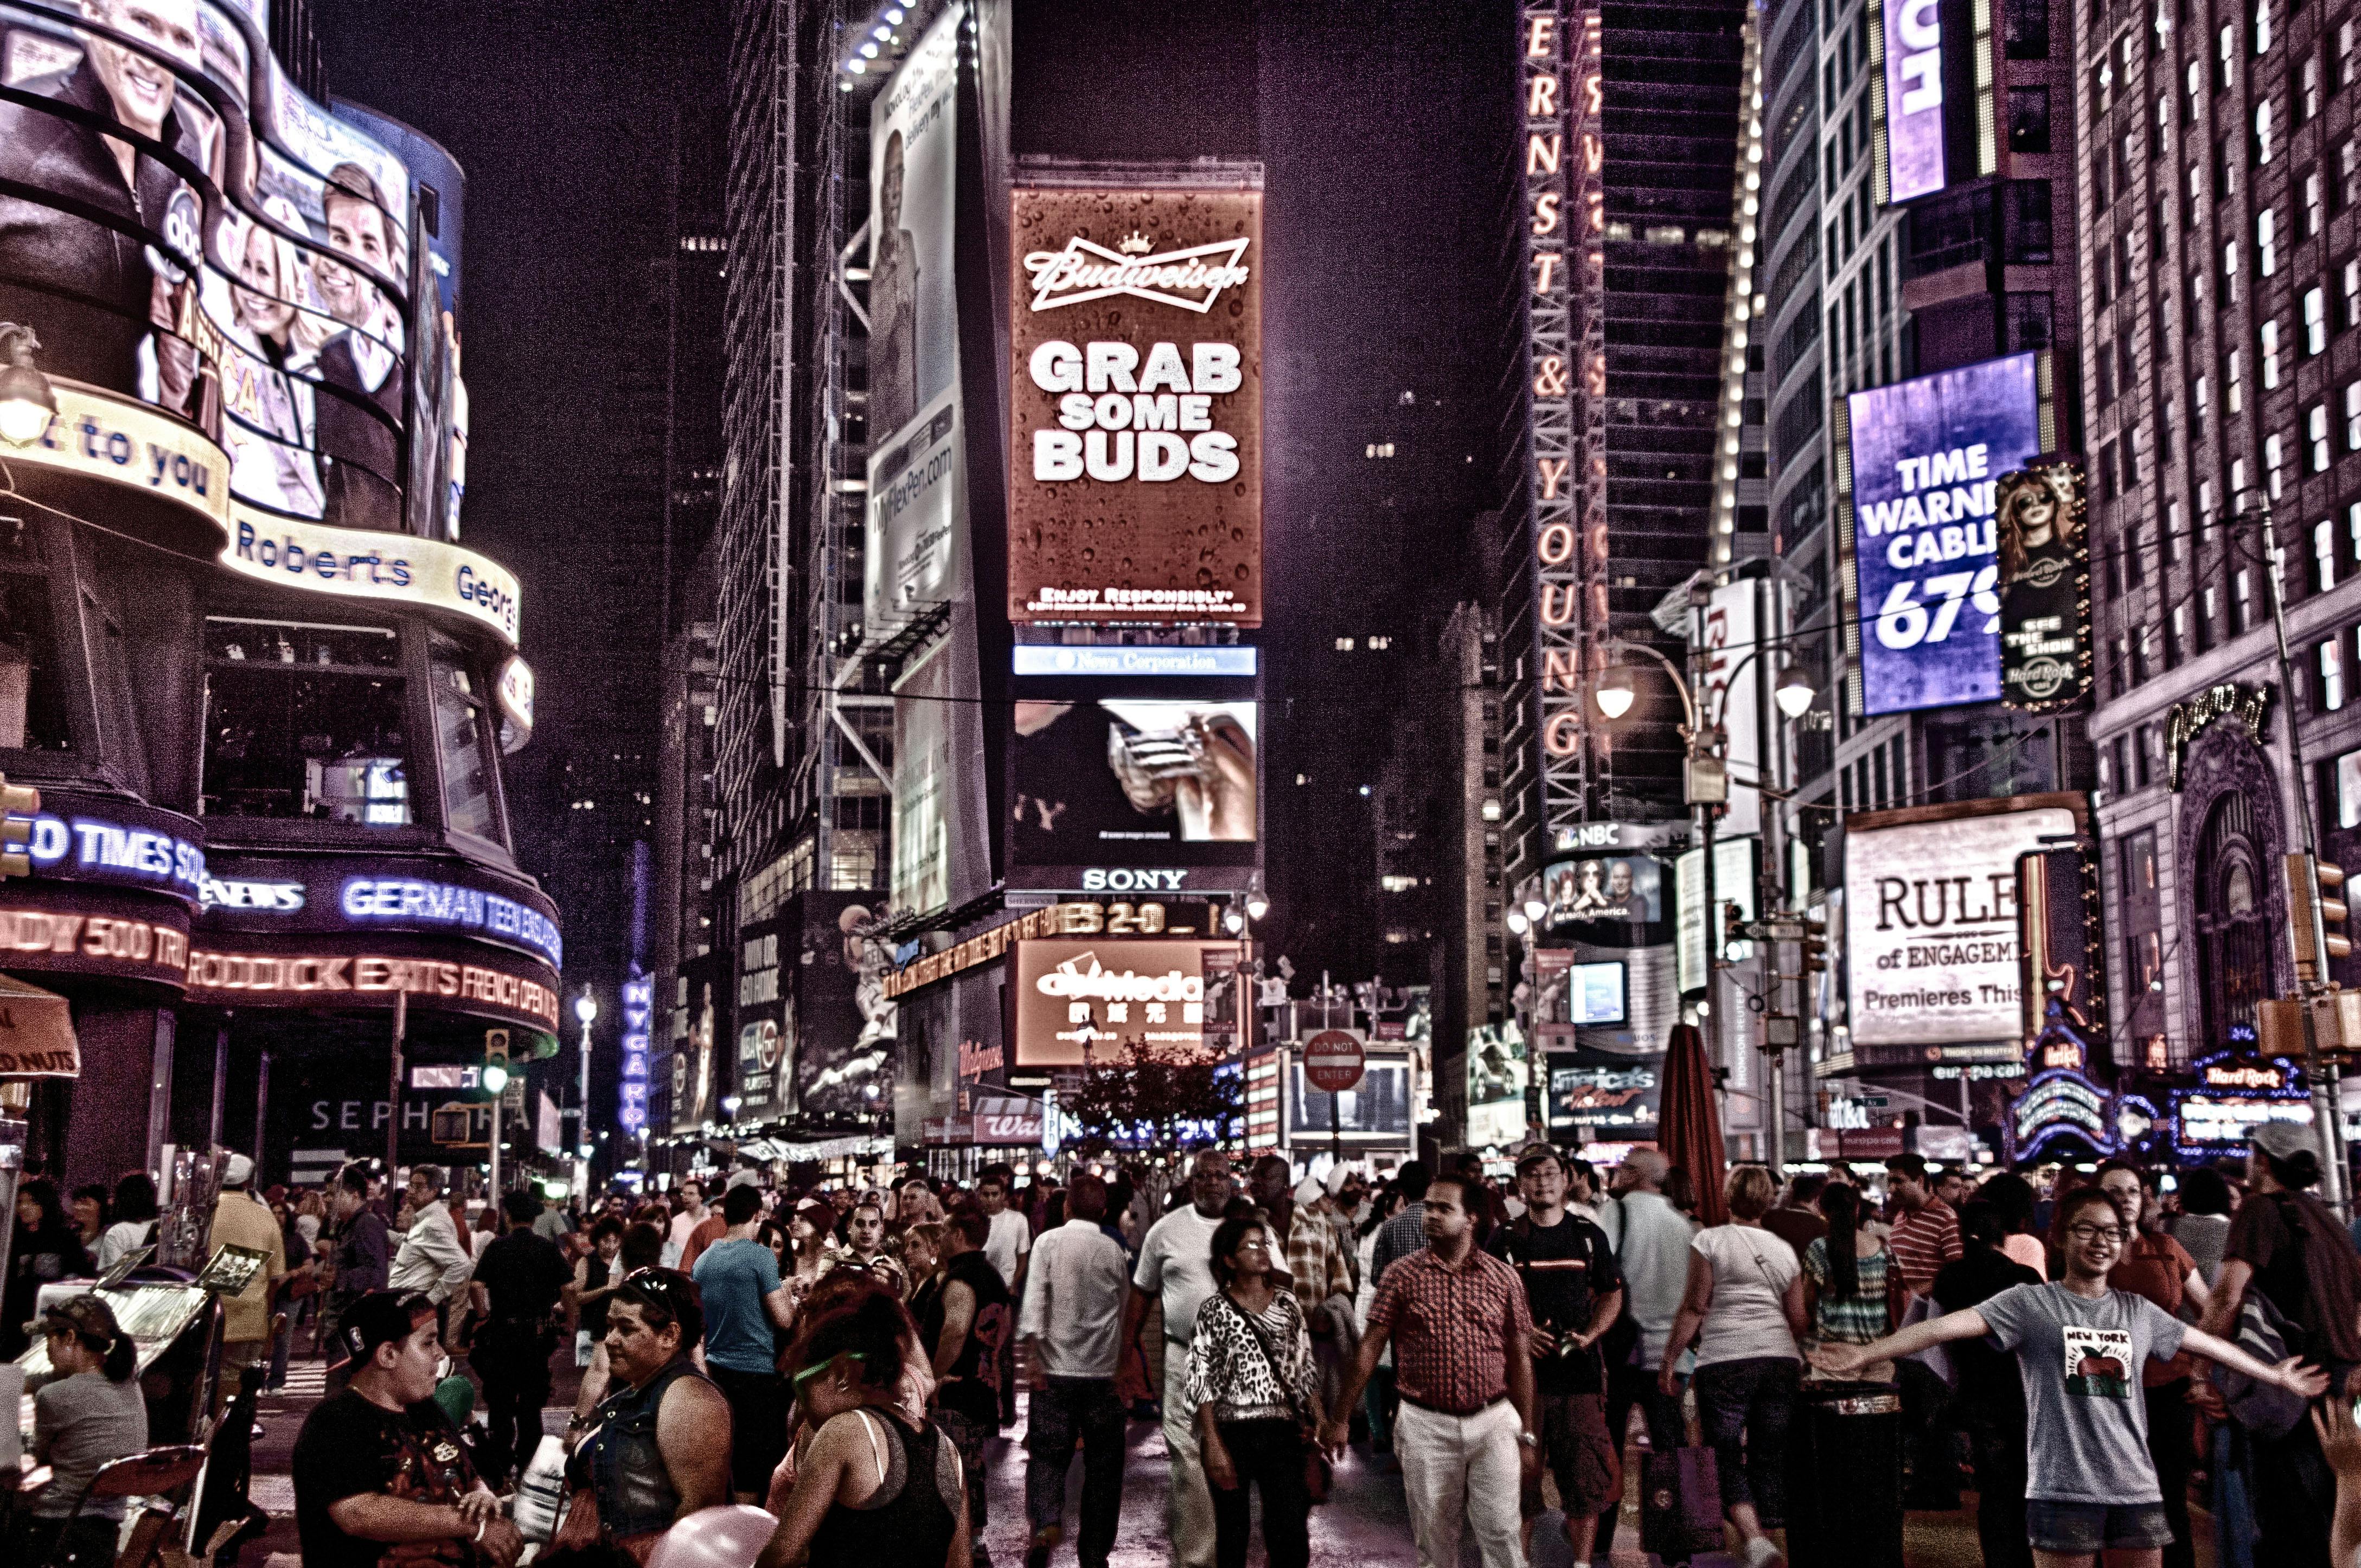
[1302,1029,1366,1093]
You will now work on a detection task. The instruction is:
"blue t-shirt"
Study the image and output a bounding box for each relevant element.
[692,1237,783,1374]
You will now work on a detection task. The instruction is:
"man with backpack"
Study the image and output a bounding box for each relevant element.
[1489,1144,1622,1568]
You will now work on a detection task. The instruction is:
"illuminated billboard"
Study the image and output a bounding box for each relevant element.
[864,9,964,635]
[1996,458,2092,713]
[0,1,423,534]
[1543,853,1663,927]
[1007,177,1263,626]
[1845,353,2044,715]
[1009,670,1261,894]
[1843,793,2081,1054]
[1880,0,1948,200]
[1009,937,1245,1067]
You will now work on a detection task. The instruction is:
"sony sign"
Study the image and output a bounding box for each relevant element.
[1081,868,1189,892]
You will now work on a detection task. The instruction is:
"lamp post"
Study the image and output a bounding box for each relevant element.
[0,323,56,447]
[574,988,597,1200]
[1592,632,1816,1170]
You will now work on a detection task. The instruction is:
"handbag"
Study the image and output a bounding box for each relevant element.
[1223,1292,1335,1506]
[1639,1445,1725,1557]
[2216,1286,2308,1439]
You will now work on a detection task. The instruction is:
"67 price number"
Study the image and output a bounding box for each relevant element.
[1873,565,1999,651]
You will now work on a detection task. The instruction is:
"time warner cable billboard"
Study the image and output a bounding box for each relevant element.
[1845,353,2045,715]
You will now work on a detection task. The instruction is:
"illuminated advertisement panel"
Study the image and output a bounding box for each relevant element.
[193,852,561,969]
[1880,0,1948,200]
[1846,354,2043,714]
[1844,793,2081,1055]
[183,936,562,1031]
[1009,670,1261,894]
[1996,458,2092,713]
[220,506,521,644]
[618,967,651,1136]
[1007,178,1263,626]
[864,8,964,635]
[0,1,418,532]
[1009,937,1244,1068]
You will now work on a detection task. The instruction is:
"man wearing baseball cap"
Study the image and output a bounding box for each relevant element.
[1489,1143,1623,1568]
[203,1151,285,1414]
[293,1290,521,1568]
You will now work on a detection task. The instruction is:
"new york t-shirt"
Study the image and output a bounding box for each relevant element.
[1976,1282,2186,1503]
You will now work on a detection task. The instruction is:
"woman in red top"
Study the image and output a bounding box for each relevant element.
[2098,1160,2213,1568]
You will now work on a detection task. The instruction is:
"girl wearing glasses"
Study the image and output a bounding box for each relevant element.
[758,1291,967,1568]
[555,1269,733,1563]
[1816,1186,2327,1567]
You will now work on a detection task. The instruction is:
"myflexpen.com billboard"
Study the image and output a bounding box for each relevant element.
[1008,180,1263,626]
[1847,354,2043,715]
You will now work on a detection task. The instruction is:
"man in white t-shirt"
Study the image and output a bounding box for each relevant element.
[662,1180,706,1269]
[1118,1150,1236,1568]
[978,1170,1032,1289]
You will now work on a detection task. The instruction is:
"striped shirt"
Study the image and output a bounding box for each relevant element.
[1802,1236,1891,1345]
[1886,1199,1963,1297]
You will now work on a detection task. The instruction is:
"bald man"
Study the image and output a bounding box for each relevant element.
[1593,1150,1698,1562]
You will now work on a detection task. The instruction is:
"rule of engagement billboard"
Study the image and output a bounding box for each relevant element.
[1008,178,1263,626]
[1844,793,2082,1055]
[865,8,964,636]
[1847,354,2043,715]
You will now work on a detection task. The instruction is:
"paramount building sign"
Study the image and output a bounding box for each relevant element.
[1843,795,2082,1054]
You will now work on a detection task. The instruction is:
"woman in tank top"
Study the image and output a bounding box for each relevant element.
[757,1290,965,1568]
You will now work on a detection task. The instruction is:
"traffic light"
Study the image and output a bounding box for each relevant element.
[1799,918,1828,979]
[1722,901,1747,959]
[482,1028,511,1095]
[2287,852,2352,984]
[0,773,38,879]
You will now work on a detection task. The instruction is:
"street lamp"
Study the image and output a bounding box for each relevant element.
[573,988,597,1199]
[1521,897,1547,924]
[1773,661,1817,719]
[1594,663,1637,720]
[1506,910,1530,936]
[1246,891,1270,921]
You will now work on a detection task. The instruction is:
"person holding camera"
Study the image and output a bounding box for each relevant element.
[1488,1145,1623,1568]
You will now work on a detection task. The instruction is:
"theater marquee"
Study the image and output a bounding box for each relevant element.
[1007,175,1263,627]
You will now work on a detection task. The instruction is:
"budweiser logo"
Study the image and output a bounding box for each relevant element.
[1023,234,1252,314]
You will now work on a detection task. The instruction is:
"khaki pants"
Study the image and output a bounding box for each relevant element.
[1160,1339,1217,1568]
[1396,1397,1526,1568]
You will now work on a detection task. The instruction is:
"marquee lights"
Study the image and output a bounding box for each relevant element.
[619,968,652,1136]
[1710,26,1767,566]
[184,947,562,1029]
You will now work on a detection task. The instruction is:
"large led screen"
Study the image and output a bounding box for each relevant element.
[1847,354,2042,715]
[1882,0,1948,200]
[1844,795,2080,1054]
[864,8,964,634]
[1010,937,1244,1067]
[1009,673,1261,894]
[0,0,420,533]
[1008,181,1263,626]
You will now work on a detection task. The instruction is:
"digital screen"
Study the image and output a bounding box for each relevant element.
[1568,961,1627,1025]
[1009,937,1244,1067]
[1844,796,2080,1050]
[1847,354,2042,714]
[1007,183,1263,626]
[1287,1059,1412,1137]
[0,1,428,533]
[1995,459,2091,713]
[1542,854,1662,926]
[1883,0,1948,200]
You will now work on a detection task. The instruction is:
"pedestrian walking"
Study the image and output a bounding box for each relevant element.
[1323,1172,1538,1568]
[321,1162,391,1377]
[2168,1166,2235,1284]
[1018,1173,1130,1568]
[556,1268,733,1557]
[2097,1160,2212,1568]
[923,1206,1011,1566]
[1191,1214,1325,1568]
[1119,1149,1237,1568]
[1762,1172,1829,1265]
[1882,1152,1965,1508]
[663,1179,705,1268]
[1353,1182,1404,1452]
[979,1168,1032,1425]
[1368,1160,1431,1288]
[293,1290,524,1568]
[574,1217,628,1352]
[905,1221,945,1314]
[1790,1179,1903,1567]
[1591,1148,1696,1565]
[1933,1202,2044,1568]
[1975,1172,2051,1278]
[1249,1156,1356,1411]
[681,1170,755,1273]
[692,1181,799,1502]
[837,1197,908,1295]
[203,1153,286,1411]
[467,1190,572,1483]
[388,1166,474,1331]
[1819,1185,2330,1567]
[1659,1164,1805,1568]
[12,1296,145,1568]
[1490,1144,1622,1568]
[760,1291,968,1568]
[2198,1122,2361,1567]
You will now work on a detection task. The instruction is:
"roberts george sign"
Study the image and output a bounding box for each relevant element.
[1007,180,1263,626]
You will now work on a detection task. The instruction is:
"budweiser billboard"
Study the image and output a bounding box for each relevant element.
[1007,174,1263,626]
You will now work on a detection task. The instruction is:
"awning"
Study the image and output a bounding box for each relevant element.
[0,973,79,1076]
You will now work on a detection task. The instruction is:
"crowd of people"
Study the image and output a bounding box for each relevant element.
[21,1125,2361,1566]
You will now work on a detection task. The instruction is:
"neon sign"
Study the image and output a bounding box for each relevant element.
[27,815,205,895]
[619,967,653,1135]
[2171,1051,2312,1160]
[339,876,564,968]
[2008,1065,2115,1163]
[184,948,562,1029]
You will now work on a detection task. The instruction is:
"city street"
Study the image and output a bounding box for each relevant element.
[231,1348,2041,1568]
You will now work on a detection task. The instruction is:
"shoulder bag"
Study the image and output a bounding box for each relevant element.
[1223,1292,1334,1505]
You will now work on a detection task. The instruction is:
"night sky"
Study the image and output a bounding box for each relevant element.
[311,0,1512,997]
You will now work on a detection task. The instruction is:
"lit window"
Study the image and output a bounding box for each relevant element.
[2324,638,2347,711]
[2262,319,2281,386]
[202,617,409,824]
[1335,637,1354,651]
[2315,406,2335,472]
[2308,287,2329,354]
[2318,517,2338,587]
[2256,208,2276,276]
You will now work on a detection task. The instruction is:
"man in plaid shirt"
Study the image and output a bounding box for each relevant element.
[1323,1172,1539,1568]
[1250,1155,1355,1307]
